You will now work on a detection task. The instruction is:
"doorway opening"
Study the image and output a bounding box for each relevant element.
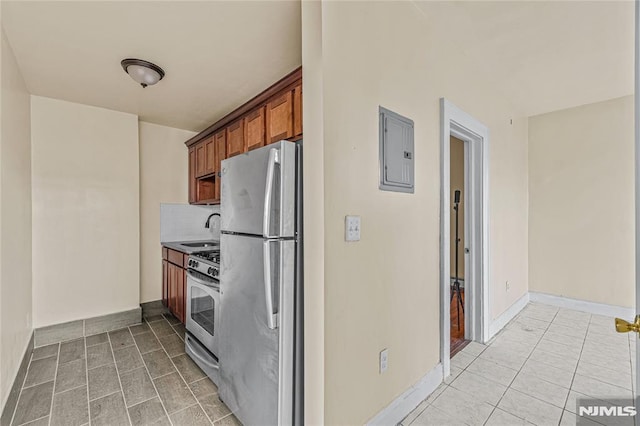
[449,136,467,357]
[440,98,490,378]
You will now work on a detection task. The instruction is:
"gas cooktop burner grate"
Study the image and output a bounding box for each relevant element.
[192,250,220,264]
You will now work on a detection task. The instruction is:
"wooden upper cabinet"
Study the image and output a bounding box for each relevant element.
[226,120,245,158]
[204,137,215,175]
[266,90,293,144]
[245,107,266,151]
[188,147,196,204]
[293,83,302,137]
[214,130,227,201]
[195,143,207,178]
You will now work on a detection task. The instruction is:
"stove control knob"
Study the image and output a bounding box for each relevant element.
[193,261,198,268]
[188,260,193,267]
[208,267,214,275]
[213,269,219,277]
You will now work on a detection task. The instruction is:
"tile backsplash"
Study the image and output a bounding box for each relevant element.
[160,203,221,243]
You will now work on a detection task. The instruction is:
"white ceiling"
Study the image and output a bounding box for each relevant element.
[2,1,302,131]
[415,0,635,117]
[2,1,633,129]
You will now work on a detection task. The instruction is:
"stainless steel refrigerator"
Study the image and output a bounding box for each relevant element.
[219,140,303,426]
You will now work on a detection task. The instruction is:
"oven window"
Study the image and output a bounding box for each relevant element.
[191,286,215,336]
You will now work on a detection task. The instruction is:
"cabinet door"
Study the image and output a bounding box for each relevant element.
[214,130,227,202]
[195,142,207,177]
[293,83,302,137]
[266,90,293,144]
[162,260,168,307]
[245,106,266,151]
[177,269,186,323]
[226,120,245,157]
[188,148,196,204]
[168,263,177,315]
[204,137,216,176]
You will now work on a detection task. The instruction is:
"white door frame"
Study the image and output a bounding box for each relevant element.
[440,98,490,378]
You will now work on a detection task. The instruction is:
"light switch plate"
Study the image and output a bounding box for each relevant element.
[345,215,361,242]
[380,348,388,373]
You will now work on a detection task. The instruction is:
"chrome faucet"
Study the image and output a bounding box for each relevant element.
[205,213,221,229]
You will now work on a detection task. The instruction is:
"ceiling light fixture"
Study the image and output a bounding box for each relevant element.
[121,58,165,88]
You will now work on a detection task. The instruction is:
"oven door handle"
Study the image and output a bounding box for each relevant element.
[185,334,219,370]
[186,271,219,289]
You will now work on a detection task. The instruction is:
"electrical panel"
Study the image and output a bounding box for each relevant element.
[379,106,414,193]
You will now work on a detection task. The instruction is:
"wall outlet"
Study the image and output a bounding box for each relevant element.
[345,215,361,242]
[379,348,388,373]
[505,280,510,291]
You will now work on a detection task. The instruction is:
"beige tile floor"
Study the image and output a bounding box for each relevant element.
[401,303,636,426]
[7,313,241,426]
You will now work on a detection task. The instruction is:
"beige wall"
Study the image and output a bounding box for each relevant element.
[450,136,465,280]
[304,2,529,423]
[529,95,634,307]
[31,96,140,327]
[139,121,195,303]
[0,28,32,409]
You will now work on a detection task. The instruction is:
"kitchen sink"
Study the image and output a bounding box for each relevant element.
[182,242,218,248]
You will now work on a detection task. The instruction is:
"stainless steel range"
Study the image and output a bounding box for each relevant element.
[185,249,221,385]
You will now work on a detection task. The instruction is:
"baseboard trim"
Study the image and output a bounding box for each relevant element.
[366,363,443,426]
[529,292,634,319]
[1,331,34,426]
[488,292,530,340]
[34,307,141,347]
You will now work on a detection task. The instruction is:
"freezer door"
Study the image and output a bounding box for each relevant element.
[218,234,295,426]
[221,140,296,238]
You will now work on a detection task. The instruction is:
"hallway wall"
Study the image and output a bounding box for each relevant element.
[450,136,465,280]
[529,95,634,307]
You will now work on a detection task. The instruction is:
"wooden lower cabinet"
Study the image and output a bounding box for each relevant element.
[162,248,187,324]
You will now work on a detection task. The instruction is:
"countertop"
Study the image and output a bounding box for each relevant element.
[162,239,220,254]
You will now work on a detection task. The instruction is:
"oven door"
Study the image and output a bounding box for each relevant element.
[186,270,220,355]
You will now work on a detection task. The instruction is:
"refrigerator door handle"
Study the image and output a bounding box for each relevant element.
[263,240,279,329]
[262,148,280,238]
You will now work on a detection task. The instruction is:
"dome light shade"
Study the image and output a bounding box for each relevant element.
[121,58,165,88]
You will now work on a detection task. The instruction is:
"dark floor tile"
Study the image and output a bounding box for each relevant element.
[55,359,86,393]
[31,344,59,361]
[154,372,196,414]
[88,364,120,401]
[86,333,109,347]
[144,314,165,323]
[149,321,175,337]
[189,378,218,399]
[50,385,89,426]
[114,345,143,374]
[89,392,129,426]
[172,324,186,340]
[11,381,54,426]
[24,356,57,388]
[120,367,157,407]
[87,342,113,369]
[133,332,161,354]
[158,334,184,357]
[129,323,150,336]
[109,328,134,349]
[163,314,181,326]
[142,350,176,379]
[169,404,210,426]
[216,414,242,426]
[198,393,231,422]
[172,354,206,384]
[21,416,50,425]
[128,397,167,426]
[59,339,85,365]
